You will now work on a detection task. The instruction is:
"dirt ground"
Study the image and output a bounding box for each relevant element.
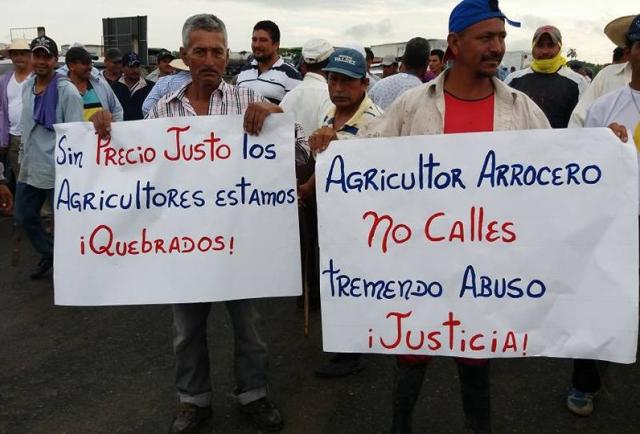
[0,216,638,434]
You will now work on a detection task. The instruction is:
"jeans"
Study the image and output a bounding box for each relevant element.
[14,182,53,259]
[172,300,269,407]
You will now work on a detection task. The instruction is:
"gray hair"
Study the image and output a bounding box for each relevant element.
[182,14,227,48]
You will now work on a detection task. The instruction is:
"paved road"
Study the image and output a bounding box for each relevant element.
[0,216,638,433]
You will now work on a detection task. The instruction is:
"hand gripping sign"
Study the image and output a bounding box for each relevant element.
[316,128,638,363]
[53,114,301,306]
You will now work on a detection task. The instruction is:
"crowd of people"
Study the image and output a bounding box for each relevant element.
[0,0,639,432]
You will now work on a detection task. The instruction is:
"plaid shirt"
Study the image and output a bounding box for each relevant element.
[148,80,309,165]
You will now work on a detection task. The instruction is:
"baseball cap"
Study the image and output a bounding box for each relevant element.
[302,39,334,64]
[30,35,58,57]
[65,46,92,65]
[122,52,141,67]
[381,54,398,66]
[449,0,520,33]
[156,49,175,62]
[323,48,366,79]
[8,39,30,51]
[533,25,562,45]
[105,47,123,62]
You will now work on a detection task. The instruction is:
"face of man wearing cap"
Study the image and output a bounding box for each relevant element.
[69,60,92,81]
[9,50,31,70]
[251,30,278,63]
[428,54,443,74]
[31,49,57,78]
[532,33,560,60]
[123,63,141,83]
[449,17,506,77]
[105,58,122,77]
[158,58,175,75]
[181,29,228,88]
[327,72,367,109]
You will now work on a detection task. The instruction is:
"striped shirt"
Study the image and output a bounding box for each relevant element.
[142,70,192,117]
[148,80,310,165]
[237,57,301,104]
[322,95,383,140]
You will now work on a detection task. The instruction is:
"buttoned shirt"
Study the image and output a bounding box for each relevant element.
[279,72,332,136]
[369,72,423,110]
[322,95,383,140]
[148,80,309,165]
[360,71,550,138]
[143,70,192,117]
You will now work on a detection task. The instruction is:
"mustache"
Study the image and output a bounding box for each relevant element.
[198,68,219,74]
[481,53,503,62]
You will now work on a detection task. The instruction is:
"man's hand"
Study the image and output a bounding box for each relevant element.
[297,175,315,206]
[0,184,13,215]
[608,122,628,143]
[309,127,338,153]
[91,111,114,140]
[243,102,283,135]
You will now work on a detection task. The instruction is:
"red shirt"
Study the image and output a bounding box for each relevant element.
[443,91,495,134]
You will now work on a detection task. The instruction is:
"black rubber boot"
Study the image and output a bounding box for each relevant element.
[457,362,491,434]
[390,359,427,434]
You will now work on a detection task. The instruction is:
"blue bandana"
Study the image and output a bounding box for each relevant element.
[449,0,520,33]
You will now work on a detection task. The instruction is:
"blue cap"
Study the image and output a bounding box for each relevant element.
[323,48,366,79]
[449,0,520,33]
[122,52,141,67]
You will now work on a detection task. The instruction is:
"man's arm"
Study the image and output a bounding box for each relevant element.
[60,83,84,123]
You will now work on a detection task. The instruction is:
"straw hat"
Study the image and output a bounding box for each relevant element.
[169,58,189,71]
[604,15,636,47]
[8,39,30,51]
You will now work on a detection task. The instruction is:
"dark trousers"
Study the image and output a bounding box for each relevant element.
[14,182,53,259]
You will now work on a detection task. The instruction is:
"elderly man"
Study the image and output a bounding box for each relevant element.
[61,46,123,122]
[91,14,310,434]
[565,14,640,418]
[505,26,588,128]
[569,15,636,127]
[370,37,430,110]
[237,20,301,103]
[279,38,333,136]
[0,39,33,182]
[314,0,549,431]
[15,36,83,279]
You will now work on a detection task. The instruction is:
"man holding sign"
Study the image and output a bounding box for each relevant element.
[313,0,550,432]
[92,14,298,434]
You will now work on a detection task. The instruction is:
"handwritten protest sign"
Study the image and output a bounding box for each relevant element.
[316,128,638,363]
[53,114,301,306]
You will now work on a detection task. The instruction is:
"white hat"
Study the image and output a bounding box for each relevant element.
[8,39,30,51]
[169,58,190,71]
[381,54,398,66]
[342,42,367,60]
[302,38,334,64]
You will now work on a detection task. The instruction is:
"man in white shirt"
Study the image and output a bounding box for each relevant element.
[0,39,33,181]
[569,15,636,127]
[279,38,333,136]
[566,14,640,418]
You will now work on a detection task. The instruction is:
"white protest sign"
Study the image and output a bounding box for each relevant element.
[54,114,301,306]
[316,128,638,363]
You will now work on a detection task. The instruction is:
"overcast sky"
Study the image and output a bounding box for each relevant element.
[1,0,637,63]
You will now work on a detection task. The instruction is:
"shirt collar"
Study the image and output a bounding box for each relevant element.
[250,56,284,69]
[303,72,327,83]
[614,61,631,76]
[168,79,231,106]
[426,69,518,103]
[326,95,375,131]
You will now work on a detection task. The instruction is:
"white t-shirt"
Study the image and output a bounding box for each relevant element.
[585,84,640,209]
[7,73,25,136]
